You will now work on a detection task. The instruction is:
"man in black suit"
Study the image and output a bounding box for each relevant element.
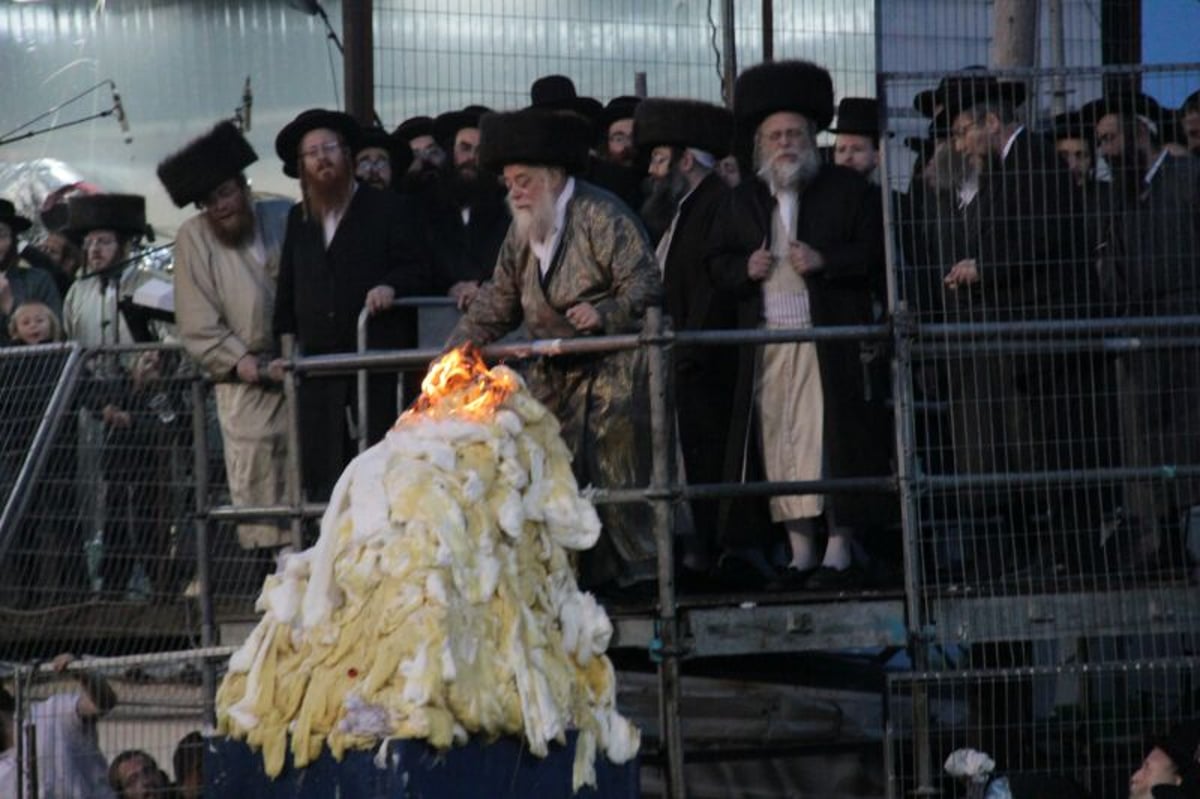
[634,97,736,578]
[272,109,429,502]
[940,75,1101,580]
[707,60,893,590]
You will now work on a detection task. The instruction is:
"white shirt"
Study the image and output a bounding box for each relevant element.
[1143,148,1169,186]
[773,188,798,241]
[322,182,358,249]
[531,177,576,277]
[1000,125,1025,162]
[0,747,15,799]
[23,693,115,799]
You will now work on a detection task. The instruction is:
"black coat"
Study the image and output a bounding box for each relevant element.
[707,165,895,546]
[956,128,1085,320]
[424,187,510,294]
[274,185,430,501]
[662,173,737,544]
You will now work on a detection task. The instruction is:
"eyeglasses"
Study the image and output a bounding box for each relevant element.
[83,233,118,249]
[356,155,390,170]
[300,141,344,161]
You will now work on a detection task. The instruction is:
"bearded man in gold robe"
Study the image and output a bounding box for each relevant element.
[447,109,665,593]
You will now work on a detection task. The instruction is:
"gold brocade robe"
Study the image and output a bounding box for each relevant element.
[448,181,665,585]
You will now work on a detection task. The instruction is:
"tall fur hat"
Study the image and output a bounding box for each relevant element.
[157,121,258,208]
[478,109,591,175]
[634,98,733,159]
[65,194,147,238]
[734,60,836,132]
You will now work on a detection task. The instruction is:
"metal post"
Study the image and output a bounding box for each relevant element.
[14,664,25,799]
[761,0,773,62]
[1048,0,1067,115]
[720,0,738,107]
[876,61,936,795]
[357,307,371,453]
[281,335,305,551]
[634,72,648,99]
[189,378,218,726]
[342,0,374,126]
[645,307,686,799]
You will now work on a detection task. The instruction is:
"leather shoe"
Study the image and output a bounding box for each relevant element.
[765,566,817,592]
[805,564,865,591]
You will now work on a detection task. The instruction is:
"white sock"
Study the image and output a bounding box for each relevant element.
[822,531,852,571]
[785,519,819,570]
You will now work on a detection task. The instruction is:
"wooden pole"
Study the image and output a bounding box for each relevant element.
[343,1,374,126]
[990,0,1039,69]
[721,0,737,107]
[762,0,774,62]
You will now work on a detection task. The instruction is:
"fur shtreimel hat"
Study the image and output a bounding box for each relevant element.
[65,194,147,237]
[734,59,836,132]
[634,98,733,159]
[157,121,258,208]
[478,109,591,175]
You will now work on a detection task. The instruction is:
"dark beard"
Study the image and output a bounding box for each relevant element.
[444,165,496,209]
[1107,145,1148,202]
[208,206,256,248]
[639,176,677,245]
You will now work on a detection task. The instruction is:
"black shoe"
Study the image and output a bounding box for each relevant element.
[765,566,817,592]
[714,555,773,591]
[805,564,864,591]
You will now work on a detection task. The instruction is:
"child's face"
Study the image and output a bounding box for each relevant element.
[15,308,52,344]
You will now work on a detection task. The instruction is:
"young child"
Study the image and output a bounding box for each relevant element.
[7,300,63,345]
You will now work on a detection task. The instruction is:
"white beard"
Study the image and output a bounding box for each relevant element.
[756,145,821,193]
[509,190,557,246]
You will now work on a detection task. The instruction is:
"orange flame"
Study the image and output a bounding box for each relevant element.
[400,344,519,423]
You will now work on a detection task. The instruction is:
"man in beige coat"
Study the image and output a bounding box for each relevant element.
[158,121,291,585]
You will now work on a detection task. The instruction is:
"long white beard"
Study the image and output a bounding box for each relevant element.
[756,146,821,193]
[509,191,557,246]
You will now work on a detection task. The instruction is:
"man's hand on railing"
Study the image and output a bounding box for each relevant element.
[566,302,602,333]
[266,358,287,384]
[235,353,260,384]
[449,280,481,311]
[365,284,396,315]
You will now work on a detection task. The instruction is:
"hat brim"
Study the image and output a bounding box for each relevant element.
[275,110,361,177]
[0,215,32,234]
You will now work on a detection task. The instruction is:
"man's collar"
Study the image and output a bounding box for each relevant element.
[1143,147,1169,186]
[1000,125,1025,161]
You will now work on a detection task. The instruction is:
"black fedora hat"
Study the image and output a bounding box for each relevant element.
[529,74,604,123]
[394,115,435,144]
[1050,109,1093,142]
[433,105,492,150]
[275,108,360,179]
[599,95,642,133]
[930,72,1027,120]
[1080,90,1175,139]
[829,97,886,137]
[354,126,414,176]
[0,198,32,235]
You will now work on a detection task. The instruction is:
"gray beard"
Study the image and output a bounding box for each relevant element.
[756,147,821,193]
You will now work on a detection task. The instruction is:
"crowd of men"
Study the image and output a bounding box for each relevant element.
[1,61,1199,603]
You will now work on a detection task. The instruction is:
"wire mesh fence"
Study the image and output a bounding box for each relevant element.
[2,648,228,799]
[887,659,1200,799]
[883,62,1200,657]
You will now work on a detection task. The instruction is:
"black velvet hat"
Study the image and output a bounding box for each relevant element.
[634,98,734,159]
[828,97,884,137]
[157,121,258,208]
[0,198,32,235]
[733,60,836,132]
[478,109,591,175]
[433,105,492,150]
[394,115,435,143]
[529,74,604,123]
[65,194,147,237]
[1151,722,1200,781]
[599,95,642,134]
[926,72,1027,120]
[274,108,360,179]
[354,126,415,175]
[1050,109,1093,141]
[1080,91,1175,139]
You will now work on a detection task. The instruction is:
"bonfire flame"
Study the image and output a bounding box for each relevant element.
[403,344,520,422]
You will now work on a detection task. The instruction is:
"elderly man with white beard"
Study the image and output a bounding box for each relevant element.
[157,121,292,579]
[446,108,665,596]
[708,60,893,591]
